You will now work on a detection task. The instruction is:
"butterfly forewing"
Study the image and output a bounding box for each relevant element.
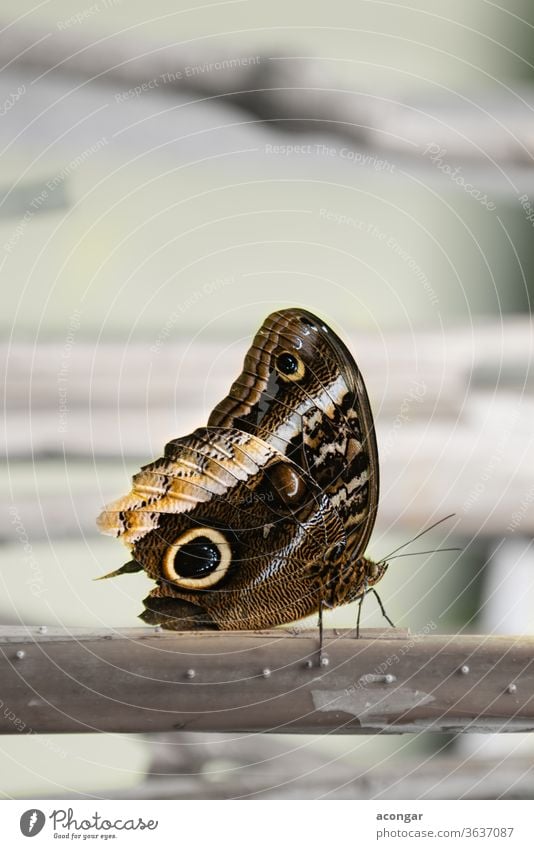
[208,309,379,560]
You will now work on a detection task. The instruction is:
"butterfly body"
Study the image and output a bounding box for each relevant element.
[97,308,386,630]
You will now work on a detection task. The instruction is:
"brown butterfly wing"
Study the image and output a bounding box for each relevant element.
[98,426,346,629]
[208,308,379,562]
[97,308,380,628]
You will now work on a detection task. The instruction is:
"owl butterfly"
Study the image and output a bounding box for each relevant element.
[97,308,391,633]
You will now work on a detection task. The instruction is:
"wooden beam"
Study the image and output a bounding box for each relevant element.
[91,756,534,800]
[1,627,533,735]
[3,19,534,168]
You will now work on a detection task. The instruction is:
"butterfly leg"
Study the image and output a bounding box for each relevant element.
[355,580,368,639]
[317,599,333,667]
[318,600,324,663]
[371,588,395,629]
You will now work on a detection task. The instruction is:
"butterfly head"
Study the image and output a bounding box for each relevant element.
[366,557,389,586]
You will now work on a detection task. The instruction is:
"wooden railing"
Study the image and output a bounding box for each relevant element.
[2,626,533,735]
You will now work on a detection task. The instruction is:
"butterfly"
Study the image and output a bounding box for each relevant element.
[97,308,392,634]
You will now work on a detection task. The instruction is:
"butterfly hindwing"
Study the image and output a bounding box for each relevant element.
[98,426,346,629]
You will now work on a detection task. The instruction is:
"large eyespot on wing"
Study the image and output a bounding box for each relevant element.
[97,420,348,629]
[274,350,306,382]
[207,308,349,431]
[129,441,348,629]
[162,527,232,589]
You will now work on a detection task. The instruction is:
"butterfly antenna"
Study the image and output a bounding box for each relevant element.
[378,513,456,564]
[386,546,462,562]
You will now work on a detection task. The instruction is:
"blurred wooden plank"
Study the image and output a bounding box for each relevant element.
[29,728,534,800]
[89,756,534,800]
[3,19,534,168]
[126,732,534,800]
[2,318,533,537]
[3,318,532,409]
[1,627,533,736]
[40,725,534,799]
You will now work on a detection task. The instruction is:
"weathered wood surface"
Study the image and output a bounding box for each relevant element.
[1,627,533,736]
